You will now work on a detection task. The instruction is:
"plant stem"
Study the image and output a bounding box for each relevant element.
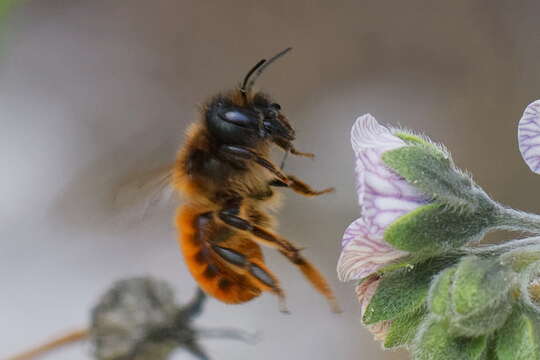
[465,237,540,255]
[494,206,540,234]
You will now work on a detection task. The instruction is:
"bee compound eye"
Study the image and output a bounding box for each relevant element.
[270,103,281,111]
[218,109,256,128]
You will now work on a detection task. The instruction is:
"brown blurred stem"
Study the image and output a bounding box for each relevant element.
[5,329,88,360]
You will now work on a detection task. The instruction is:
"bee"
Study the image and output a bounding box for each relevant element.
[173,48,340,313]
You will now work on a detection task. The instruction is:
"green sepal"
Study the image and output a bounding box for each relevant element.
[384,305,427,348]
[382,144,486,211]
[363,257,454,324]
[413,318,488,360]
[384,202,494,254]
[495,309,540,360]
[428,266,457,317]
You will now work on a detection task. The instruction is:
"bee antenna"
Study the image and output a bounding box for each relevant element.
[241,59,266,96]
[241,47,293,98]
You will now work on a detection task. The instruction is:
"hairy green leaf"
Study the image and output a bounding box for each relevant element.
[364,258,453,324]
[384,305,427,348]
[384,203,494,254]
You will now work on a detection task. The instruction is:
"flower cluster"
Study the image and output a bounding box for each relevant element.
[338,102,540,359]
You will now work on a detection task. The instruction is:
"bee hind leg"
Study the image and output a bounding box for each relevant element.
[216,200,340,313]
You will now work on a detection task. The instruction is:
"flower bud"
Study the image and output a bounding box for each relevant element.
[519,260,540,314]
[428,266,456,318]
[90,277,183,360]
[495,309,540,360]
[413,318,488,360]
[500,243,540,272]
[428,256,516,337]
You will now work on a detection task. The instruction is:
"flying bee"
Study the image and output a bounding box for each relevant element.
[173,48,340,313]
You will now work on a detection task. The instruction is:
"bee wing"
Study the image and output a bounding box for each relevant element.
[114,165,177,221]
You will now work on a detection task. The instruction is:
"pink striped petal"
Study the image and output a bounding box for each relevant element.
[338,115,428,282]
[356,275,381,317]
[518,100,540,174]
[337,218,408,282]
[367,321,391,342]
[355,276,391,341]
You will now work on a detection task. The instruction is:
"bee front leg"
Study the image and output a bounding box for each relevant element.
[218,145,289,183]
[269,175,334,197]
[289,146,315,158]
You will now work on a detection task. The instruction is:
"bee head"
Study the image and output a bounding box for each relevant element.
[204,48,296,151]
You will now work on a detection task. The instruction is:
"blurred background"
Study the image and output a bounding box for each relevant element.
[2,0,540,359]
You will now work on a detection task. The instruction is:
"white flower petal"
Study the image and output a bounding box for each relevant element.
[360,148,427,228]
[351,114,405,153]
[351,115,427,221]
[518,100,540,174]
[337,218,408,282]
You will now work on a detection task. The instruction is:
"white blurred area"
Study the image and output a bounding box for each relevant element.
[2,1,540,359]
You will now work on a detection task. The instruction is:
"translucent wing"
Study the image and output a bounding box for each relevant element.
[114,165,176,221]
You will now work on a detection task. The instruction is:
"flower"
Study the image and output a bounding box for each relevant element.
[356,276,391,341]
[518,100,540,174]
[337,114,428,281]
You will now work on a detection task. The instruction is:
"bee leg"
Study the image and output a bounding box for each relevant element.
[218,145,290,183]
[247,259,289,313]
[276,247,341,312]
[213,245,288,313]
[274,138,314,158]
[184,341,211,360]
[216,203,339,313]
[269,176,334,197]
[218,207,289,250]
[290,146,315,158]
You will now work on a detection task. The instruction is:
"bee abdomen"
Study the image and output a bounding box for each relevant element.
[176,205,261,304]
